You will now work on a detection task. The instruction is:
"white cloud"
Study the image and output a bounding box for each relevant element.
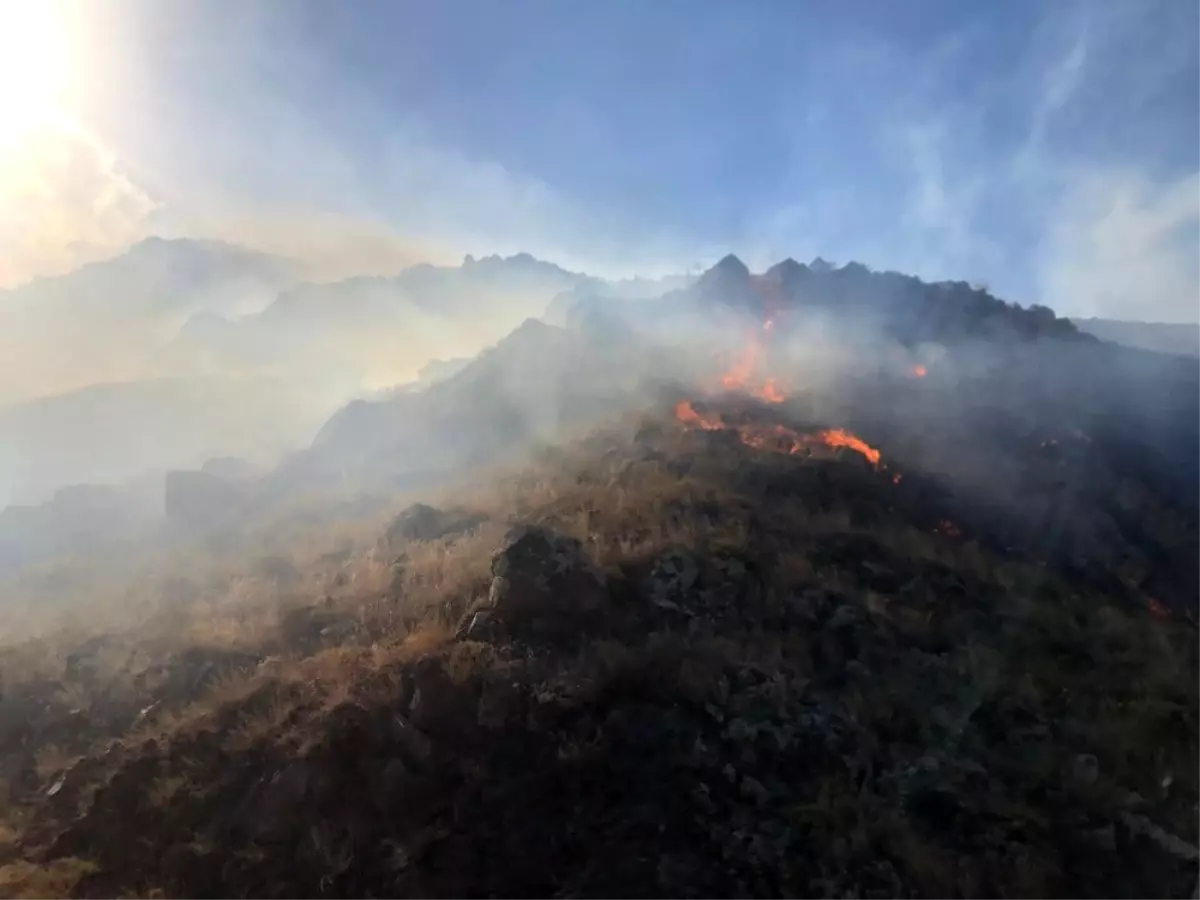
[895,117,1003,283]
[867,1,1199,321]
[1038,169,1199,323]
[1021,3,1199,321]
[0,119,158,287]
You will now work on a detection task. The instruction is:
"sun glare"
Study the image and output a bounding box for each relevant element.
[0,0,72,146]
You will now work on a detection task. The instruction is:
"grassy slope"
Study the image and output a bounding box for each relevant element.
[0,404,1195,898]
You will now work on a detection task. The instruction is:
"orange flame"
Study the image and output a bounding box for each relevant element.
[718,316,789,402]
[720,340,760,391]
[674,400,723,431]
[758,377,785,404]
[674,402,883,467]
[816,428,882,466]
[683,298,885,467]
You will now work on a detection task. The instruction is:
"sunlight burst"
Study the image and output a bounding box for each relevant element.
[0,0,72,147]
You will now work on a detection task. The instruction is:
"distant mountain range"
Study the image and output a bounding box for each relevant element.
[0,243,695,510]
[1071,317,1200,357]
[0,238,299,403]
[240,254,1196,520]
[2,245,1197,582]
[0,375,337,508]
[167,251,590,389]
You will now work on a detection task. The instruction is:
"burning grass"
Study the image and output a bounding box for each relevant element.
[673,397,883,466]
[674,307,886,467]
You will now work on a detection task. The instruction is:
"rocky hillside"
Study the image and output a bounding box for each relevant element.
[0,391,1195,898]
[0,254,1195,898]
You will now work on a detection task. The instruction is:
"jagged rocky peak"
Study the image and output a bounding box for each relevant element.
[464,251,539,268]
[697,254,752,292]
[711,253,751,278]
[764,257,807,282]
[810,256,837,274]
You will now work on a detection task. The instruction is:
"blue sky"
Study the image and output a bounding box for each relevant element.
[30,0,1200,320]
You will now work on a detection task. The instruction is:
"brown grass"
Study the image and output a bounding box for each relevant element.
[0,858,98,899]
[0,411,1194,898]
[33,745,80,783]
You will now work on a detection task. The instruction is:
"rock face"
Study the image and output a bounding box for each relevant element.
[458,526,608,643]
[385,503,488,546]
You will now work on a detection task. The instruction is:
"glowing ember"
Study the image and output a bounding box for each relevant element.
[911,364,928,378]
[892,473,903,484]
[935,519,963,538]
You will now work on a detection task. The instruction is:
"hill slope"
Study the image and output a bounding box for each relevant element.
[0,396,1195,898]
[0,254,1196,898]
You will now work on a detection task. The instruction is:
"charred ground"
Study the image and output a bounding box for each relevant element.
[0,383,1195,898]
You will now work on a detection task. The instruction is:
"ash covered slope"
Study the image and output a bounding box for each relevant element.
[7,401,1196,898]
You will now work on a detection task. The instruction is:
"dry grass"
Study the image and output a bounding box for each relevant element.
[0,409,1194,898]
[32,744,80,783]
[0,858,98,899]
[146,775,190,808]
[0,819,19,857]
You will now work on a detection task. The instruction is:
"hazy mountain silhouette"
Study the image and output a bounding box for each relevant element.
[1072,317,1200,357]
[4,251,1197,613]
[261,257,1196,553]
[169,253,589,388]
[0,238,299,403]
[0,376,337,507]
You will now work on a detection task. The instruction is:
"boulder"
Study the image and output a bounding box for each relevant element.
[406,655,473,737]
[458,525,608,643]
[279,605,360,651]
[644,549,699,612]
